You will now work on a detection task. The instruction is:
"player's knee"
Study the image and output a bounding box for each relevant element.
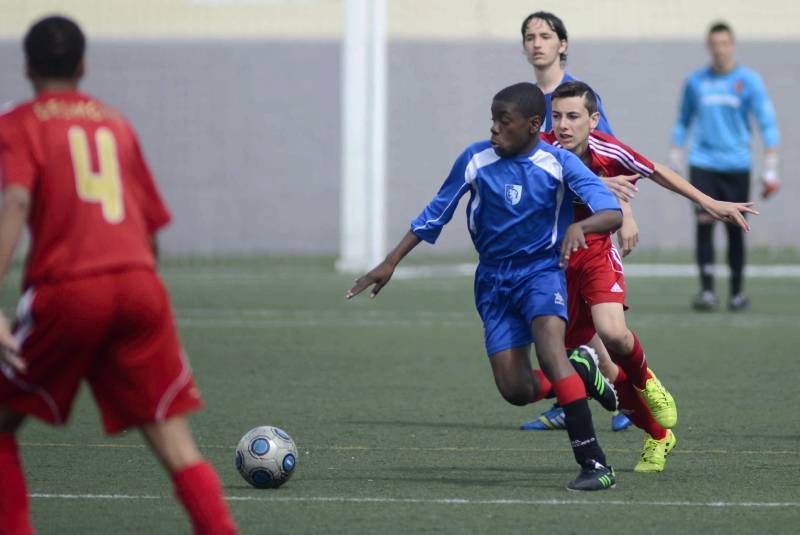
[597,327,631,354]
[496,381,531,406]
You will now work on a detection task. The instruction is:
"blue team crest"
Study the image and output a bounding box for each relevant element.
[505,184,523,206]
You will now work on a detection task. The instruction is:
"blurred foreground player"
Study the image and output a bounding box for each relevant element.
[348,82,622,491]
[0,16,237,534]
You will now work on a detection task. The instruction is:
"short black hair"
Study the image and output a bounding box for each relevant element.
[708,21,734,38]
[493,82,545,120]
[551,81,598,115]
[520,11,568,63]
[24,15,85,79]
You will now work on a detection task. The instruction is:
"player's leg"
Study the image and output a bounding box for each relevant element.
[521,252,600,432]
[489,345,552,406]
[0,408,33,535]
[591,302,677,428]
[89,269,237,534]
[0,281,107,535]
[689,166,719,311]
[531,316,614,490]
[723,170,752,311]
[585,334,632,431]
[139,416,237,535]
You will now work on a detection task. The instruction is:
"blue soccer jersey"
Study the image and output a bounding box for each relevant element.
[410,139,620,268]
[671,65,780,172]
[542,73,614,135]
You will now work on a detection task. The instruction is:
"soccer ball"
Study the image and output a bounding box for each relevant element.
[235,426,298,489]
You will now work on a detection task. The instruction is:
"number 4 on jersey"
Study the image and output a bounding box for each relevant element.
[67,125,125,223]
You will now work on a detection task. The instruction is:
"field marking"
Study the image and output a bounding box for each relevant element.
[168,306,800,330]
[27,493,800,508]
[393,263,800,280]
[172,310,800,329]
[20,442,798,456]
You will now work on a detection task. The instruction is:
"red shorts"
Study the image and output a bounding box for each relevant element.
[565,235,628,348]
[0,268,202,434]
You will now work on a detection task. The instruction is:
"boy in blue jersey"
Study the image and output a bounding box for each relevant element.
[670,21,780,311]
[521,11,613,135]
[346,82,623,491]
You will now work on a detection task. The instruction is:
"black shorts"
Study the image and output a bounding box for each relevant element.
[689,166,750,215]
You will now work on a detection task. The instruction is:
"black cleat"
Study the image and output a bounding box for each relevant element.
[568,345,618,412]
[567,459,616,491]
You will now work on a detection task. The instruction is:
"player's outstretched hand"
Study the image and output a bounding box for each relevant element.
[346,261,396,300]
[702,200,759,232]
[602,174,639,202]
[616,215,639,257]
[0,310,25,373]
[560,223,588,267]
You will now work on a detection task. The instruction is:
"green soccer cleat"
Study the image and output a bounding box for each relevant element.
[568,346,618,412]
[566,460,616,491]
[636,372,678,428]
[634,430,677,473]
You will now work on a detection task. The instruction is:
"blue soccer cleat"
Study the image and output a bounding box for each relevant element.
[520,404,566,430]
[611,412,633,431]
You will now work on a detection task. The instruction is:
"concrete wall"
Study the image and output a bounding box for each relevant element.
[0,17,797,254]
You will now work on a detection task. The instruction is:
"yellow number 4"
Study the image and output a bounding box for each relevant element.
[68,126,124,224]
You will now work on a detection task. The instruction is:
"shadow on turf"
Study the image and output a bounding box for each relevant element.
[340,419,515,431]
[232,466,580,490]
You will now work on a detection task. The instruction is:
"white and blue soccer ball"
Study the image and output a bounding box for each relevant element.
[235,426,298,489]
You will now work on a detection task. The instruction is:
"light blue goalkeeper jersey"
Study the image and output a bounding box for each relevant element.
[410,139,620,267]
[671,65,780,172]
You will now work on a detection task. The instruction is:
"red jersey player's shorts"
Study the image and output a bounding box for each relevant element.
[565,234,628,349]
[0,268,202,434]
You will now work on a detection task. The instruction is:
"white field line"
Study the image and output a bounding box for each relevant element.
[26,493,800,508]
[172,309,800,329]
[156,263,800,281]
[393,263,800,280]
[19,442,798,456]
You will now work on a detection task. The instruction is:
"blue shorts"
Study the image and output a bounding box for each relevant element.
[474,260,568,356]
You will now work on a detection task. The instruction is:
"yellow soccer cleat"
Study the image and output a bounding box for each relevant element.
[634,430,677,473]
[637,371,678,428]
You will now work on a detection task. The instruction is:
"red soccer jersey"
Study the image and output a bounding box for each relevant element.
[0,91,171,287]
[542,130,654,235]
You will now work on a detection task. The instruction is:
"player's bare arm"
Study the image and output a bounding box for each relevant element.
[617,200,639,257]
[346,230,422,300]
[602,174,639,202]
[0,185,31,372]
[560,209,622,266]
[650,162,758,231]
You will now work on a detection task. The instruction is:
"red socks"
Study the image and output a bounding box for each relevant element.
[553,373,587,406]
[610,332,651,389]
[0,434,33,535]
[531,369,553,401]
[613,370,667,440]
[173,461,238,535]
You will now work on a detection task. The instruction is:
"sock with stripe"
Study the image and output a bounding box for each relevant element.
[609,331,651,389]
[613,369,667,440]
